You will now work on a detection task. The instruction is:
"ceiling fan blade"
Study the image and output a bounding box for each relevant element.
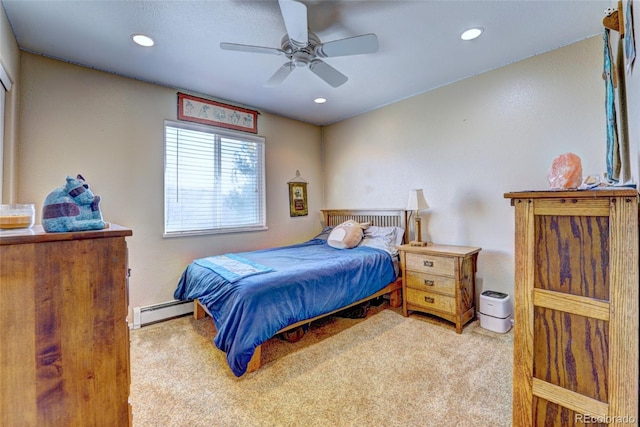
[265,62,295,87]
[278,0,308,48]
[220,42,284,56]
[315,33,378,58]
[309,59,348,88]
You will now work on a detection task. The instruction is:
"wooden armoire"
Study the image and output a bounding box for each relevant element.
[505,190,638,426]
[0,224,133,426]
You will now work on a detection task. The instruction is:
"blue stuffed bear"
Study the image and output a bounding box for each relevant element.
[42,174,106,232]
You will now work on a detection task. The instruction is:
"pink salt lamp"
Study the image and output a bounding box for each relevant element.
[548,153,583,189]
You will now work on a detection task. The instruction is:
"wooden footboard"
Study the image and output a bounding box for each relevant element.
[193,297,209,320]
[193,277,402,374]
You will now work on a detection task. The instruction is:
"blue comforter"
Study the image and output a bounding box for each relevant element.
[174,238,396,376]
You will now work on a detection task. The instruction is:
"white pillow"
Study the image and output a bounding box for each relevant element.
[364,226,404,245]
[361,226,405,255]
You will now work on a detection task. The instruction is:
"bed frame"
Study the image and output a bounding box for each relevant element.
[193,208,408,374]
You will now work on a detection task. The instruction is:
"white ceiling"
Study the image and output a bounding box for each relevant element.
[3,0,611,126]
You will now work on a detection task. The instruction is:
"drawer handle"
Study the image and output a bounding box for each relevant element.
[424,296,435,304]
[423,279,434,286]
[423,260,434,267]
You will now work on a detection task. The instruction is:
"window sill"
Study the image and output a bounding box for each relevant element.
[163,226,269,238]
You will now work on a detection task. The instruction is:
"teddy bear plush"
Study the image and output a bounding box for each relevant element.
[42,174,106,232]
[327,220,370,249]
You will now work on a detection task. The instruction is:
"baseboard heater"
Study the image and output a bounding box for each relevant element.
[132,300,193,329]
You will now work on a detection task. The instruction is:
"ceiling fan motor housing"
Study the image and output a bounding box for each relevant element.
[281,33,320,68]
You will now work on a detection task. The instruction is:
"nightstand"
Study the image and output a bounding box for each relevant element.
[398,244,481,333]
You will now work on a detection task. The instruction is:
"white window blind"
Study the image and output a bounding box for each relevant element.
[164,120,266,237]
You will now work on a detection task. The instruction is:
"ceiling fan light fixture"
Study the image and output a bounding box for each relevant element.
[314,97,327,104]
[461,27,483,41]
[132,34,154,47]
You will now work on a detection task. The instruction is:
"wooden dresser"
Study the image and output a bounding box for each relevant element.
[0,224,133,426]
[505,190,638,426]
[398,243,481,333]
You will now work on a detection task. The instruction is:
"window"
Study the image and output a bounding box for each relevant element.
[164,120,266,237]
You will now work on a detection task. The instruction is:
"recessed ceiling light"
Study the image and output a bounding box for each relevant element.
[461,28,483,41]
[132,34,154,47]
[314,97,327,104]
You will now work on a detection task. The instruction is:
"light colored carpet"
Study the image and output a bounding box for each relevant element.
[130,305,513,427]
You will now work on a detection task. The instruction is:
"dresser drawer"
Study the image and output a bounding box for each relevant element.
[405,253,456,277]
[406,288,455,314]
[405,271,455,295]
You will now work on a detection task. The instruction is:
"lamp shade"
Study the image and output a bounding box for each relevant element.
[406,189,429,211]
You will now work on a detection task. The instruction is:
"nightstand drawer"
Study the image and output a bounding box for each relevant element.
[406,288,455,314]
[405,271,455,295]
[405,253,455,277]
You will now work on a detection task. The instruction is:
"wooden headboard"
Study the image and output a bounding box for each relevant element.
[321,209,409,244]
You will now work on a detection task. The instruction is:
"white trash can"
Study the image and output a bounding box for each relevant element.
[478,290,512,333]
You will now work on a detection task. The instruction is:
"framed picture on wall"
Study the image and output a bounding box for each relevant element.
[177,92,258,133]
[288,182,308,217]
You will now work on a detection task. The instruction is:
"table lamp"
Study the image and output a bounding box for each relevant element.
[406,188,429,246]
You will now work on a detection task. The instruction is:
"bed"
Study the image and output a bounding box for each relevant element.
[173,209,408,376]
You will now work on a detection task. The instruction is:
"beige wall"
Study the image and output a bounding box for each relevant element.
[17,53,323,313]
[323,36,612,299]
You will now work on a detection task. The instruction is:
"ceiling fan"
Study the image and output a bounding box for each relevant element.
[220,0,378,88]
